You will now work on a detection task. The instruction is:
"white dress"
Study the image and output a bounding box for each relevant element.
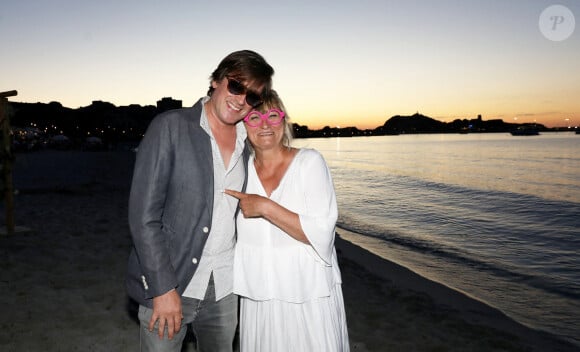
[234,148,349,352]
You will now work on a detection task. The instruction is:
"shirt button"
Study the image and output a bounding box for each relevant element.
[192,258,198,264]
[202,227,209,233]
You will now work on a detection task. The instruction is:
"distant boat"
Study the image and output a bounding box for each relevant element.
[510,126,540,136]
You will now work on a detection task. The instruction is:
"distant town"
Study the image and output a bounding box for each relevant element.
[3,97,577,152]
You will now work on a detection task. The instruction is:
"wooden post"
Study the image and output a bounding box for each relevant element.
[0,90,17,235]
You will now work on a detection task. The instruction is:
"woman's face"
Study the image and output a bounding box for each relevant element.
[243,107,286,151]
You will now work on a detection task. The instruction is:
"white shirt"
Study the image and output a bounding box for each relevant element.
[233,148,342,303]
[183,97,247,300]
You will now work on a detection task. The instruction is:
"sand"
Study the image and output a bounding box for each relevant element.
[1,150,578,352]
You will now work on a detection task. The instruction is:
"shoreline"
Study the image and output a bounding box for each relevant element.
[334,229,579,351]
[1,150,578,351]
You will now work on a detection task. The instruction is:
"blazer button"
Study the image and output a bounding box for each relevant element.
[192,258,198,264]
[202,227,209,233]
[141,275,149,290]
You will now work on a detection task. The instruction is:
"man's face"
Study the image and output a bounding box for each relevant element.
[207,77,264,126]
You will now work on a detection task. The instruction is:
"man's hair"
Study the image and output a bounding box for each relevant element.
[207,50,274,96]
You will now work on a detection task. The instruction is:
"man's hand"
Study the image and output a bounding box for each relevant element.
[150,289,182,339]
[224,189,267,218]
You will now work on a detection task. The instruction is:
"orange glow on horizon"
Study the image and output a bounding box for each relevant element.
[291,112,578,130]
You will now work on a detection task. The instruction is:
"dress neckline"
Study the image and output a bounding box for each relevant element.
[252,148,303,198]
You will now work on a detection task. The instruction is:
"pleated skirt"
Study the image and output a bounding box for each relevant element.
[239,284,350,352]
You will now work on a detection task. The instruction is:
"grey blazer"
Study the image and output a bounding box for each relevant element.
[126,98,249,307]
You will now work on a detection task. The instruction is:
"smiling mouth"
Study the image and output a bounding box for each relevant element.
[258,131,274,136]
[228,103,242,112]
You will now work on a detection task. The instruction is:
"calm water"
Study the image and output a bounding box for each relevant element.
[294,132,580,347]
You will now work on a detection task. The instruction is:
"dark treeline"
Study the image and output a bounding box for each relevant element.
[6,98,553,151]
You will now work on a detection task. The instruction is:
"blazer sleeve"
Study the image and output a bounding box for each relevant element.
[128,114,178,298]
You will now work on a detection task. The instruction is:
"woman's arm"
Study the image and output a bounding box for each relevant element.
[224,189,309,243]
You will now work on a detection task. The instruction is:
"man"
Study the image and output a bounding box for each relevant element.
[126,50,274,351]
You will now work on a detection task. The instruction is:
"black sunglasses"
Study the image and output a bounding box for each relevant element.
[226,77,263,108]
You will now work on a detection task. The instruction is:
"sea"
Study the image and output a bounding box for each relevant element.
[293,131,580,347]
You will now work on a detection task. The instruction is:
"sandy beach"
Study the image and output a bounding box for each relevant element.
[1,150,578,351]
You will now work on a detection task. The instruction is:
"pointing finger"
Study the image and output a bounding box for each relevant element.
[224,189,244,199]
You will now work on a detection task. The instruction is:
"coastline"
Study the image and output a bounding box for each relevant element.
[335,229,578,351]
[1,150,577,351]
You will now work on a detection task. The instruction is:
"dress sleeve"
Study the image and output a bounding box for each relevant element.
[297,149,338,265]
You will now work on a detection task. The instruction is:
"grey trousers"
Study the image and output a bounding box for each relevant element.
[138,276,238,352]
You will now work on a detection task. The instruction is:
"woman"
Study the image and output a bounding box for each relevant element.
[225,91,349,351]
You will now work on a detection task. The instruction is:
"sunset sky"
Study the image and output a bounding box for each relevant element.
[1,0,579,129]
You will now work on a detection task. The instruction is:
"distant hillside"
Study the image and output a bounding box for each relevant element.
[382,113,447,133]
[374,112,545,135]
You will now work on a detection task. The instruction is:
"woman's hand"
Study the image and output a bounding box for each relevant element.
[224,189,268,218]
[225,189,310,244]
